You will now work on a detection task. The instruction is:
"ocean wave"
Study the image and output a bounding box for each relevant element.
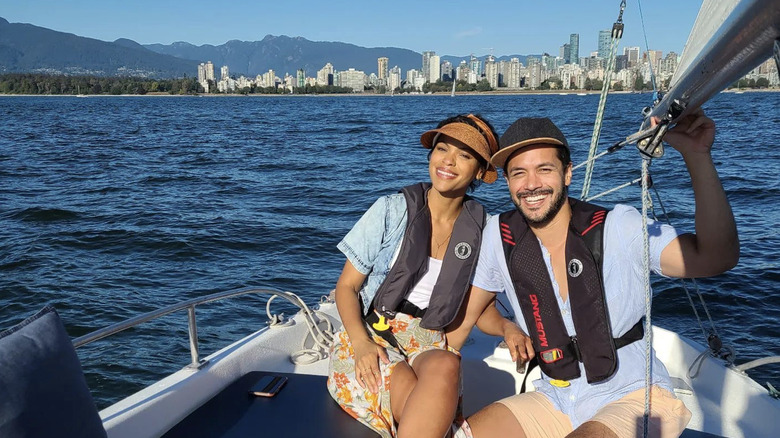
[8,207,81,222]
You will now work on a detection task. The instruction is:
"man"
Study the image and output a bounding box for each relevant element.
[461,111,739,438]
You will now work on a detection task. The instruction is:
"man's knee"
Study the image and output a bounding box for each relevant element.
[468,403,526,438]
[567,421,618,438]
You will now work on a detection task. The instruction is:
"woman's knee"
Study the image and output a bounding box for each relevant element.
[414,350,461,381]
[390,361,417,421]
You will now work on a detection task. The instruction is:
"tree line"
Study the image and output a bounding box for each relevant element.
[1,73,771,96]
[0,74,203,95]
[0,74,358,95]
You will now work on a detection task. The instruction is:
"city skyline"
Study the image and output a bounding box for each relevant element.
[197,39,778,94]
[4,1,703,58]
[198,42,687,94]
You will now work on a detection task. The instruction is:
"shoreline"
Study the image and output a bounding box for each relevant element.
[1,88,778,98]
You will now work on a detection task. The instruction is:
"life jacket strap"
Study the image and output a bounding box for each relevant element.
[396,299,427,318]
[364,310,400,350]
[362,300,427,350]
[520,319,645,391]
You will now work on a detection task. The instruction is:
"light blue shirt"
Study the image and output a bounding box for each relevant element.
[337,193,409,315]
[472,204,681,429]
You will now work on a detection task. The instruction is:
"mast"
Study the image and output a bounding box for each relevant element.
[648,0,780,124]
[625,0,780,158]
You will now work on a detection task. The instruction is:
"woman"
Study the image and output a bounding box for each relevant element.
[327,114,510,438]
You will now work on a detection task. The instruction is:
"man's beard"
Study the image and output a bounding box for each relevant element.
[512,185,568,227]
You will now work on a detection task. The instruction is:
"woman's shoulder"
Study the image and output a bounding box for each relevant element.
[362,192,407,233]
[369,192,407,217]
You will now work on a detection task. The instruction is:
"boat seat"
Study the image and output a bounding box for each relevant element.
[680,429,724,438]
[161,371,379,437]
[160,371,722,438]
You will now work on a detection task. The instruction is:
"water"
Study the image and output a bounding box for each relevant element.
[1,92,778,409]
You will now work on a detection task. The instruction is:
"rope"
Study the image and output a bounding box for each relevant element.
[640,157,653,438]
[580,0,626,200]
[266,292,336,365]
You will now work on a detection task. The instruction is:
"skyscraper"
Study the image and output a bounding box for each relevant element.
[624,47,640,67]
[264,70,276,88]
[457,61,470,82]
[317,63,334,86]
[197,63,209,92]
[429,55,441,83]
[569,34,580,65]
[469,55,481,78]
[377,57,389,81]
[560,43,570,64]
[204,61,215,81]
[484,56,498,88]
[339,68,366,92]
[645,50,663,76]
[598,30,611,58]
[507,58,522,88]
[388,66,402,91]
[440,61,453,82]
[422,51,436,84]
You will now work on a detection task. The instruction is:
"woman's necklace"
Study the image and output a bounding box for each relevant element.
[432,229,453,259]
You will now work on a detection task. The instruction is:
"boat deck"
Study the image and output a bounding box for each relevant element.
[161,370,723,438]
[161,371,376,437]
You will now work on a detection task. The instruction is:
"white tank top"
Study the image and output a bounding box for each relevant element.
[405,257,442,309]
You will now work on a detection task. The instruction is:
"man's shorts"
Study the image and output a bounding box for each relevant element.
[496,385,691,437]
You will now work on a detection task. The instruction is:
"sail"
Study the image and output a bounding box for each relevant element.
[672,0,740,84]
[650,0,780,122]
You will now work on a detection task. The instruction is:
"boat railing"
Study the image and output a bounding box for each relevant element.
[72,287,310,369]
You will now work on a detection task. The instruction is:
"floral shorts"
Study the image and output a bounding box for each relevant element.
[327,312,462,438]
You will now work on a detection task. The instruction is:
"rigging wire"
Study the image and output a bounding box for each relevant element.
[636,0,658,92]
[579,0,626,201]
[648,184,737,380]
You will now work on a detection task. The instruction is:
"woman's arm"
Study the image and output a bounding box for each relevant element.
[334,260,389,394]
[445,285,494,350]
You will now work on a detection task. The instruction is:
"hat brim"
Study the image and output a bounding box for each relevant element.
[490,137,565,170]
[421,125,498,184]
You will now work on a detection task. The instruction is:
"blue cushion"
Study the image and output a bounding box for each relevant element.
[0,306,106,437]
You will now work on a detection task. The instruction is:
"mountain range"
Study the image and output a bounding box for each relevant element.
[0,17,529,79]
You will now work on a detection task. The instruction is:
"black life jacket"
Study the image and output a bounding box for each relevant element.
[371,182,485,330]
[499,198,643,383]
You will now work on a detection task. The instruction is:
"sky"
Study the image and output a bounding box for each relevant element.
[2,0,704,57]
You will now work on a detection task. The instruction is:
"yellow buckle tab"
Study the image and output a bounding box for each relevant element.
[372,315,390,332]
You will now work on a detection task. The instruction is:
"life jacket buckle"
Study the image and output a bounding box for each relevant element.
[540,348,565,364]
[570,336,583,362]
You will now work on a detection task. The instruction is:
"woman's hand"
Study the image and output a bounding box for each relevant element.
[502,320,534,369]
[352,337,390,393]
[333,260,390,393]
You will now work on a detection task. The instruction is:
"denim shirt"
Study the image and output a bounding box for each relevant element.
[337,193,409,315]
